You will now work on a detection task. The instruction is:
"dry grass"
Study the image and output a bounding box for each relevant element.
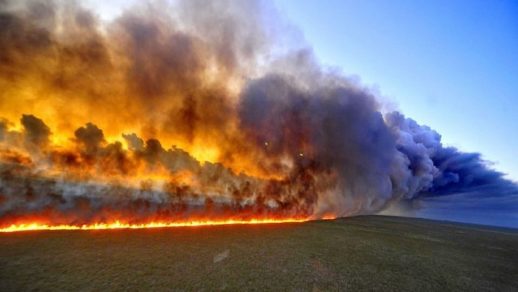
[0,216,517,291]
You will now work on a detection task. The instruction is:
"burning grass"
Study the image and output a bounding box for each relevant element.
[0,217,310,233]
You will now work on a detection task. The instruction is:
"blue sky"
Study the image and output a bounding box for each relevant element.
[274,0,518,181]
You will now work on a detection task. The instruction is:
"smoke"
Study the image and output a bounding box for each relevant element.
[0,0,515,227]
[74,122,105,154]
[383,113,518,227]
[385,112,517,197]
[21,114,51,148]
[238,74,398,215]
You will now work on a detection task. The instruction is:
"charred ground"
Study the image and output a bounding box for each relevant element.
[0,215,516,291]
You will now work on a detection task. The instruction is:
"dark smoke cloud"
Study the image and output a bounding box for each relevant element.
[237,75,518,218]
[386,112,517,198]
[384,112,518,226]
[21,114,51,146]
[0,0,515,227]
[74,122,104,154]
[239,74,399,215]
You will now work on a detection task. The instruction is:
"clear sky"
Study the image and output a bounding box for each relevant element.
[274,0,518,181]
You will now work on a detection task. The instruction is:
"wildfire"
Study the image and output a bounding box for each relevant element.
[0,218,314,233]
[0,1,347,229]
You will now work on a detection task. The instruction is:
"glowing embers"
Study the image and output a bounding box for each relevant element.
[0,218,311,233]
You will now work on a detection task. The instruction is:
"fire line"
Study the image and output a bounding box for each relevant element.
[0,218,314,233]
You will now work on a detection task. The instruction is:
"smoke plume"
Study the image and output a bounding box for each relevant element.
[0,0,515,227]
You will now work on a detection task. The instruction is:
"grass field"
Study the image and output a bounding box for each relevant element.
[0,216,517,291]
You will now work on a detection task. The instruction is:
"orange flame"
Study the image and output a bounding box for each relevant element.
[0,218,317,233]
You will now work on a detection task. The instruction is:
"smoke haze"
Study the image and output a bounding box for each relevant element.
[0,0,515,227]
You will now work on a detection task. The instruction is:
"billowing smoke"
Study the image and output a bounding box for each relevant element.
[0,0,515,227]
[386,112,516,198]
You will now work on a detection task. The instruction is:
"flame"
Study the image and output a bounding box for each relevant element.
[0,218,313,233]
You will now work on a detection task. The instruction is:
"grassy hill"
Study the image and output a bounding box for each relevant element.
[0,216,517,291]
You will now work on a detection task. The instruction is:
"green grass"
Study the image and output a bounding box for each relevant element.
[0,216,517,291]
